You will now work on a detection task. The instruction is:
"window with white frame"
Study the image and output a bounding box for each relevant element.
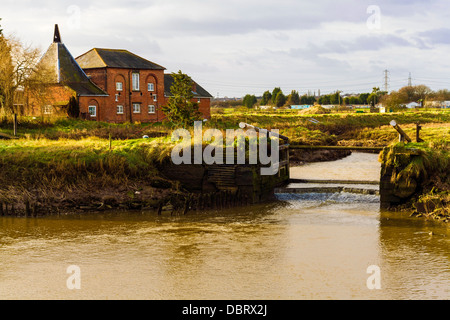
[117,105,124,114]
[147,83,154,92]
[153,94,157,102]
[132,73,140,91]
[115,94,119,102]
[116,82,123,91]
[148,105,156,114]
[133,103,141,113]
[43,105,53,115]
[88,105,97,117]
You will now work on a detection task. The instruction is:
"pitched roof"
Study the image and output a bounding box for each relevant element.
[76,48,166,70]
[39,26,107,97]
[164,74,213,98]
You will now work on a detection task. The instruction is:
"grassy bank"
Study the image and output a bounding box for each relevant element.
[379,140,449,223]
[0,137,185,216]
[0,117,170,140]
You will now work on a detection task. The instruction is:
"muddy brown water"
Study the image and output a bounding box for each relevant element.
[0,153,448,300]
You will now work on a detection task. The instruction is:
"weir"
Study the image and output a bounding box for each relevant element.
[160,122,389,207]
[161,147,382,208]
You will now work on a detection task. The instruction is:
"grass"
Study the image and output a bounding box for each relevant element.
[208,109,450,146]
[338,122,450,147]
[1,109,449,146]
[0,137,179,209]
[0,136,175,181]
[0,117,170,140]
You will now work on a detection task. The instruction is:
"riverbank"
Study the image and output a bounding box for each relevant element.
[379,141,449,223]
[0,109,448,219]
[0,138,186,216]
[0,136,355,217]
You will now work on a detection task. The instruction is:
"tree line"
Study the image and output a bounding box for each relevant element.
[242,88,316,109]
[241,87,382,109]
[237,84,450,109]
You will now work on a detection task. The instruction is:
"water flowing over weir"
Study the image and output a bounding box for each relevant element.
[0,152,448,300]
[276,192,381,206]
[276,151,382,199]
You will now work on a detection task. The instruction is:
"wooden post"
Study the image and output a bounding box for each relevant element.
[109,124,112,150]
[183,198,189,215]
[13,113,17,136]
[157,202,163,215]
[390,120,412,143]
[416,122,424,143]
[25,201,30,217]
[32,203,37,217]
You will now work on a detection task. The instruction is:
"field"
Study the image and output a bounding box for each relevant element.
[1,108,449,147]
[208,108,449,146]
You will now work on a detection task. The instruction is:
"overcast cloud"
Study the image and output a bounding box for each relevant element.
[2,0,450,97]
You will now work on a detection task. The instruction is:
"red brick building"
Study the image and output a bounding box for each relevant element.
[31,25,212,122]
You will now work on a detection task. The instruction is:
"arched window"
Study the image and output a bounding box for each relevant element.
[87,99,99,119]
[145,74,157,93]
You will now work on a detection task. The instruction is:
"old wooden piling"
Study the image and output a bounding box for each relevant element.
[25,201,31,217]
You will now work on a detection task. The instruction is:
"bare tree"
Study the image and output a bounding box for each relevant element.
[0,34,51,116]
[0,35,15,115]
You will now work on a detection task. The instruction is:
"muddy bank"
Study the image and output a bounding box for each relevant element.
[289,149,352,166]
[0,147,353,218]
[0,179,182,217]
[0,165,270,217]
[0,180,263,217]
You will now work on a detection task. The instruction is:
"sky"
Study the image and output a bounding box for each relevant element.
[2,0,450,98]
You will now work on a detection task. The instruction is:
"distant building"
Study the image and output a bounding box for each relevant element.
[259,105,275,110]
[351,105,371,109]
[290,105,311,110]
[425,100,450,108]
[406,102,421,109]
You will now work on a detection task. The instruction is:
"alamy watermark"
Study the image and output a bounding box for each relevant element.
[66,265,81,290]
[366,265,382,290]
[367,5,381,30]
[171,121,280,176]
[67,5,82,30]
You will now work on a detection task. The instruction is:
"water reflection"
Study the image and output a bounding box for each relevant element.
[378,212,450,299]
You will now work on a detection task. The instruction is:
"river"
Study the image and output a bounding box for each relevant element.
[0,153,448,300]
